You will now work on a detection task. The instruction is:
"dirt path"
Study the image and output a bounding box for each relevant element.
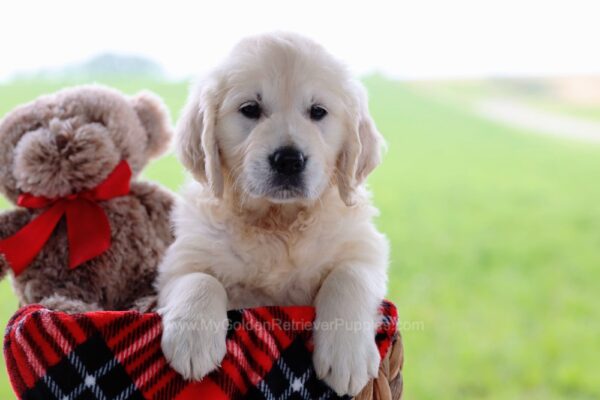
[476,98,600,142]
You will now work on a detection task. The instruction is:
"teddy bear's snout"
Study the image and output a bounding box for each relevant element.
[49,118,77,153]
[55,133,69,151]
[13,122,121,198]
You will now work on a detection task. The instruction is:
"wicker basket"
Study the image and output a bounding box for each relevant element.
[355,331,404,400]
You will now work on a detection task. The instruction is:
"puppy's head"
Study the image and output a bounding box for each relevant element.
[177,32,383,206]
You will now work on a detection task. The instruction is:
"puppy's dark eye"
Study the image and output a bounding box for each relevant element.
[239,102,261,119]
[310,105,327,121]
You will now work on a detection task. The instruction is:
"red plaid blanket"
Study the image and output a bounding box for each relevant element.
[4,301,397,400]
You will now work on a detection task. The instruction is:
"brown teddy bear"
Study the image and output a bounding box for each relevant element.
[0,85,175,313]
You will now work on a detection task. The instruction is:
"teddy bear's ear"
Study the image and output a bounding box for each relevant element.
[131,91,173,158]
[0,103,41,203]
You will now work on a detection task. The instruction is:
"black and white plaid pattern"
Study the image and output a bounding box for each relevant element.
[23,334,145,400]
[248,338,350,400]
[6,302,398,400]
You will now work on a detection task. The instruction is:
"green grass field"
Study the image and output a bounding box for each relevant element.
[415,79,600,122]
[1,76,599,399]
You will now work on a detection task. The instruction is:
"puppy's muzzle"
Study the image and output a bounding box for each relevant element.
[269,146,306,176]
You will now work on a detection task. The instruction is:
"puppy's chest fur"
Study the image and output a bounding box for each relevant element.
[221,220,339,308]
[189,202,345,309]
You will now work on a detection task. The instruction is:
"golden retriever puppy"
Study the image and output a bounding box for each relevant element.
[157,32,388,397]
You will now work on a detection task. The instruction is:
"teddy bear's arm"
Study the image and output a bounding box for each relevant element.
[0,208,34,280]
[130,182,175,244]
[38,294,101,314]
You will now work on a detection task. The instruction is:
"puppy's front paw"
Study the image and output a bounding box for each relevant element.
[313,323,380,397]
[161,315,228,381]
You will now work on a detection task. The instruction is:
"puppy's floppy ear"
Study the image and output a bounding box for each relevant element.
[337,84,384,206]
[176,85,224,198]
[131,91,173,158]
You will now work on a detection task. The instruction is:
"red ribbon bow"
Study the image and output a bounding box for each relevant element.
[0,160,132,276]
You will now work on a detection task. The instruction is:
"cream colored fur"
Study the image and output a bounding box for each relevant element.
[157,32,389,397]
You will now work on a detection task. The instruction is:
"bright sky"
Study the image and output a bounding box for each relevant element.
[1,0,599,81]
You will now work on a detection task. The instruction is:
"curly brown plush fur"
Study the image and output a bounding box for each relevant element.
[0,85,175,312]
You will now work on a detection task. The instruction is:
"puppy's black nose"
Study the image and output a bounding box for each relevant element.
[269,146,306,176]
